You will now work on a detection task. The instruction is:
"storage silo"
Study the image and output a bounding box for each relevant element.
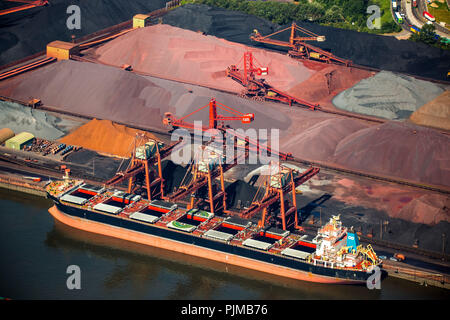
[0,128,15,145]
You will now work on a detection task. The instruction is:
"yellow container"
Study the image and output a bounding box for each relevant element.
[46,41,79,60]
[133,14,150,28]
[310,52,321,59]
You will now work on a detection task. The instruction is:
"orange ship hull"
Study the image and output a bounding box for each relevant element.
[49,205,365,285]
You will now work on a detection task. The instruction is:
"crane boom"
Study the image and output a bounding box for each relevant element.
[163,98,254,131]
[0,0,48,16]
[251,22,351,66]
[226,51,320,110]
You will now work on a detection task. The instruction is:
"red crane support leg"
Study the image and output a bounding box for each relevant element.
[291,172,300,228]
[289,23,296,45]
[127,175,134,194]
[243,51,253,85]
[209,99,218,129]
[259,207,268,228]
[220,165,227,212]
[156,149,164,198]
[279,189,286,230]
[144,161,151,201]
[207,169,214,214]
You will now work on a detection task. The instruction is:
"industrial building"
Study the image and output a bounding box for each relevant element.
[5,132,35,150]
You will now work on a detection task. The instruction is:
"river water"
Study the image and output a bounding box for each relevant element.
[0,188,447,300]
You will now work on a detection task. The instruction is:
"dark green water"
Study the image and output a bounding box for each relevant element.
[0,188,448,300]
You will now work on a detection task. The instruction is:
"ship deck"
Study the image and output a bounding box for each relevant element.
[47,180,373,272]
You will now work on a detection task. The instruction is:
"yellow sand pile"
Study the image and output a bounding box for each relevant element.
[410,91,450,131]
[59,119,159,157]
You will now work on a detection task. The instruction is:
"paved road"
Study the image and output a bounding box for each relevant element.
[403,0,450,37]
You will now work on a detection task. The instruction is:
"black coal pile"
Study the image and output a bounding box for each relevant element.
[65,148,125,181]
[0,0,167,65]
[225,179,259,210]
[163,4,276,46]
[161,160,190,195]
[163,4,450,81]
[290,21,450,81]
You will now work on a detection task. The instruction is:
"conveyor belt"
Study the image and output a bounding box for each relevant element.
[0,56,56,81]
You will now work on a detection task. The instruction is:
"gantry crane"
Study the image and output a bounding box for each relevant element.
[0,0,48,16]
[105,134,182,201]
[163,97,292,161]
[226,51,320,110]
[236,163,320,231]
[163,143,248,214]
[163,97,255,131]
[250,22,352,66]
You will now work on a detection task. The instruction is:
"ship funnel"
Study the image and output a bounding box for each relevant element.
[346,231,360,253]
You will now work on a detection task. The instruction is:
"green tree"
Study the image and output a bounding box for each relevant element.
[324,5,345,23]
[410,24,438,46]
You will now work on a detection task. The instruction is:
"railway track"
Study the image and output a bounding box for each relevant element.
[250,41,450,85]
[72,54,388,126]
[1,92,449,196]
[2,51,443,133]
[0,56,56,81]
[73,54,450,137]
[290,157,450,195]
[0,2,448,194]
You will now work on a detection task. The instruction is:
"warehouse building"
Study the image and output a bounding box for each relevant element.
[5,131,35,150]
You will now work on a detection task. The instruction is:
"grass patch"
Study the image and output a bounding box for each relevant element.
[371,0,395,26]
[428,1,450,26]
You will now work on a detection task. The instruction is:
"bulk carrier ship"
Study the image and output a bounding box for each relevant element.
[46,176,381,284]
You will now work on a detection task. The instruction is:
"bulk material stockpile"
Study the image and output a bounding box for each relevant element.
[0,59,293,135]
[0,21,447,189]
[0,100,82,140]
[59,119,159,158]
[332,71,445,120]
[332,121,450,187]
[410,90,450,131]
[163,4,450,81]
[93,24,314,94]
[280,118,370,161]
[280,118,450,188]
[0,60,173,131]
[0,0,168,65]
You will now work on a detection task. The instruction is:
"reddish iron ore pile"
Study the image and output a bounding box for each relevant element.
[94,24,311,93]
[333,178,450,225]
[286,61,375,104]
[280,117,369,161]
[332,121,449,187]
[93,24,371,101]
[0,23,447,190]
[410,90,450,131]
[281,119,449,187]
[0,60,174,131]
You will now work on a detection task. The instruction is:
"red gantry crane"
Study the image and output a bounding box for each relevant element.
[163,97,255,131]
[163,98,292,161]
[237,163,320,231]
[226,51,320,110]
[161,99,318,228]
[250,22,352,66]
[105,135,182,201]
[163,143,248,214]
